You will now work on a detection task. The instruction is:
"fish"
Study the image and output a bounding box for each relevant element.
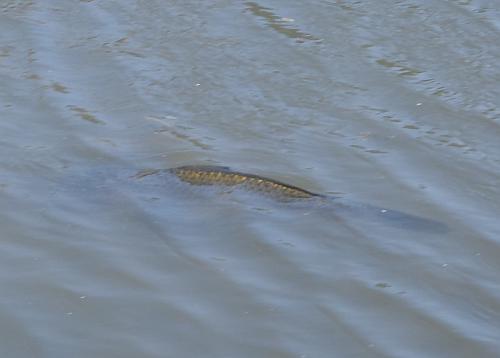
[133,165,448,233]
[167,165,322,200]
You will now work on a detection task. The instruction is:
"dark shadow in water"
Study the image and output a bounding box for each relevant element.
[245,2,322,43]
[324,198,450,235]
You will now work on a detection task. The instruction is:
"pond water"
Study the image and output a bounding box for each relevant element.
[1,0,500,357]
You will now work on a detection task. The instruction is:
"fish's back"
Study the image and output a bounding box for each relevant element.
[169,165,320,200]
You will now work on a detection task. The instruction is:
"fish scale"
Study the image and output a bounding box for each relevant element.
[168,165,319,200]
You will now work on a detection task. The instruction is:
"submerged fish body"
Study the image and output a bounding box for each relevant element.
[133,165,448,233]
[168,165,321,200]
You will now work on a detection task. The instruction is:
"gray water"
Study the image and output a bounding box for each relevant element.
[1,0,500,357]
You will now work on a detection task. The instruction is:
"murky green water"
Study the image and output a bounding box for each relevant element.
[1,1,500,357]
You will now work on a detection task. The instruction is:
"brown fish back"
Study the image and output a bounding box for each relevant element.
[169,165,319,200]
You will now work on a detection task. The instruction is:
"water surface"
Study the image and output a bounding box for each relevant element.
[1,0,500,357]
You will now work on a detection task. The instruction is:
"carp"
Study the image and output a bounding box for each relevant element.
[168,165,321,200]
[133,165,448,233]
